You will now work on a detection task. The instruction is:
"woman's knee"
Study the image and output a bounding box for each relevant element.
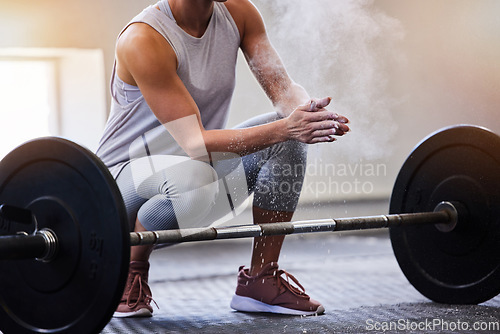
[266,140,308,182]
[122,155,220,230]
[138,160,219,231]
[281,140,308,163]
[130,156,218,199]
[138,180,219,231]
[159,159,219,196]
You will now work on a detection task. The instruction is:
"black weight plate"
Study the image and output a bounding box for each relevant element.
[0,137,130,334]
[390,125,500,304]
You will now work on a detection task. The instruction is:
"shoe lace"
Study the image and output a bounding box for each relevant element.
[273,269,308,298]
[126,273,159,309]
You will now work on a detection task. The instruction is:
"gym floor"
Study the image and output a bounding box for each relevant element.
[102,200,500,334]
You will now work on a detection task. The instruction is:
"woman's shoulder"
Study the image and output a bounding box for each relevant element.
[224,0,265,36]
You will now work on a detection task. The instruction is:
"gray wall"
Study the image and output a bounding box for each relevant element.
[1,0,499,204]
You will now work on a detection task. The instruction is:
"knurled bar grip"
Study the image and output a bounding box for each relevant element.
[0,211,450,259]
[129,211,451,246]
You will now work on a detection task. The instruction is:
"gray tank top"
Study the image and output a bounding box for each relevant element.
[96,0,240,178]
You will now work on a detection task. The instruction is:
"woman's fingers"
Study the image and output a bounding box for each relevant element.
[288,97,350,144]
[310,121,349,136]
[305,112,350,133]
[301,97,332,111]
[307,97,332,111]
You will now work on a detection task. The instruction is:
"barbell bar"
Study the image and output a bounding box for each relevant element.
[0,124,499,334]
[131,209,455,245]
[0,204,454,259]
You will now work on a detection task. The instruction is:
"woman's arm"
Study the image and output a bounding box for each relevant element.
[230,0,349,137]
[116,22,343,160]
[229,0,309,117]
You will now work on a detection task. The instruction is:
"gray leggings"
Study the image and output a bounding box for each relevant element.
[115,113,308,231]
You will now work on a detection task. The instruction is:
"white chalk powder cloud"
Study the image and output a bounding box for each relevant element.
[254,0,406,161]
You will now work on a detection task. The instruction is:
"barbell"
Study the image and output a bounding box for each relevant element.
[0,125,499,334]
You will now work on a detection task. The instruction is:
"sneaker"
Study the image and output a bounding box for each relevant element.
[230,263,325,316]
[113,261,157,318]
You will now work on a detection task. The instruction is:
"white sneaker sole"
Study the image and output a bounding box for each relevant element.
[113,308,152,318]
[230,295,325,316]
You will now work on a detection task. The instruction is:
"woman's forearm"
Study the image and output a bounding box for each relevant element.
[162,113,289,160]
[202,119,290,156]
[163,98,348,161]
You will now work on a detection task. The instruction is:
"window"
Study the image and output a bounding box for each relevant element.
[0,48,107,160]
[0,60,57,159]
